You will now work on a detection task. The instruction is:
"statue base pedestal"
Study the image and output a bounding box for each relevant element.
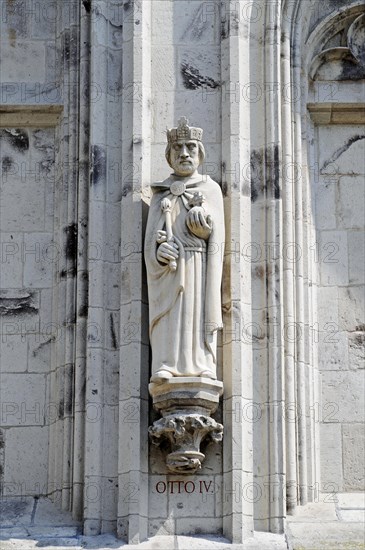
[149,378,223,474]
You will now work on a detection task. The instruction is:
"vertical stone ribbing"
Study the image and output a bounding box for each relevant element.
[221,0,253,542]
[292,14,308,505]
[264,1,286,532]
[72,1,91,521]
[280,4,298,515]
[82,0,108,535]
[117,0,151,543]
[63,4,80,512]
[47,0,80,512]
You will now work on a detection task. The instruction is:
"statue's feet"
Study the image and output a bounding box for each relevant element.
[150,370,173,383]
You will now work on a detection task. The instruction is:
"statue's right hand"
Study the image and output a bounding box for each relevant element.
[157,241,179,264]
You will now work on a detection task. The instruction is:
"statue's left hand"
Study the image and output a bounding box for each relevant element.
[186,207,212,240]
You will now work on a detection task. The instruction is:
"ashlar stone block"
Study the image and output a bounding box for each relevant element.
[0,335,28,373]
[1,373,46,426]
[319,231,348,286]
[0,41,45,82]
[4,426,49,495]
[343,424,365,491]
[337,176,365,230]
[321,371,365,423]
[320,423,343,492]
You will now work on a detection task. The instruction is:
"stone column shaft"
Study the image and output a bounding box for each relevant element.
[221,0,254,542]
[117,0,151,543]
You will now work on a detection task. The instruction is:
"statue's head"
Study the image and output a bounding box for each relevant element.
[165,117,205,177]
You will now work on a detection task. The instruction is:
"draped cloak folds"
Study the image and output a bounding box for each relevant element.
[144,174,225,378]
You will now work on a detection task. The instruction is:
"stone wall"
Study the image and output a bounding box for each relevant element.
[0,125,56,496]
[0,0,364,543]
[315,123,365,493]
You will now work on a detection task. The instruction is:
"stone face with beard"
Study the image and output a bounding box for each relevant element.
[144,118,225,383]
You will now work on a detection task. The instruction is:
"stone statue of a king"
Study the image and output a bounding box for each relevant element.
[144,117,225,384]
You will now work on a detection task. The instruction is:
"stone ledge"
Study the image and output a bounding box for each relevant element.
[0,105,63,127]
[307,102,365,124]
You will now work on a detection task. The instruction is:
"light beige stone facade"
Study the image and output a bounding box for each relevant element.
[0,0,364,546]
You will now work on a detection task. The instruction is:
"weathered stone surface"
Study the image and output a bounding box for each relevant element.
[337,493,365,509]
[3,427,49,495]
[343,424,365,491]
[348,230,365,286]
[0,42,45,82]
[319,231,348,286]
[0,497,34,526]
[338,177,365,230]
[286,522,365,550]
[1,373,46,426]
[320,424,343,492]
[321,371,365,423]
[340,509,365,522]
[0,335,28,373]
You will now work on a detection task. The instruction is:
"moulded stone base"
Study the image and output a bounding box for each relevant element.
[149,377,224,415]
[148,377,224,474]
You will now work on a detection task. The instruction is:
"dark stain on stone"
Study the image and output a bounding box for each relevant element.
[78,304,88,318]
[58,400,64,419]
[90,145,107,186]
[354,333,365,346]
[181,63,220,90]
[110,313,118,350]
[251,182,258,202]
[64,223,78,272]
[82,0,91,13]
[63,28,78,66]
[254,265,265,279]
[60,267,77,279]
[251,145,281,202]
[250,149,263,203]
[1,129,29,153]
[2,156,13,173]
[8,28,16,47]
[221,162,228,197]
[123,0,131,9]
[322,134,365,171]
[221,19,229,40]
[65,393,73,415]
[355,324,365,332]
[91,389,98,395]
[32,337,55,355]
[122,182,132,197]
[0,293,38,316]
[339,58,365,81]
[266,144,280,199]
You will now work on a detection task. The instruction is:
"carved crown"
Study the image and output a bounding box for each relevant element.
[167,117,203,143]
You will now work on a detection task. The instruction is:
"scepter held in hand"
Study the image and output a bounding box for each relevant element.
[161,198,177,272]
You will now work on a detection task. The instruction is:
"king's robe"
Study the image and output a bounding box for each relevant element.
[144,173,225,379]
